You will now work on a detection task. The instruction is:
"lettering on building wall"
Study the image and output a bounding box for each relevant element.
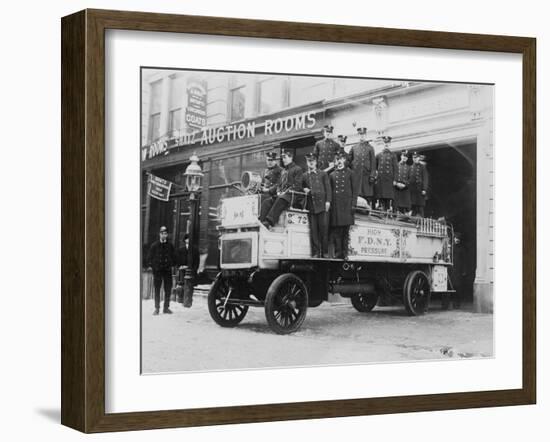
[142,111,318,161]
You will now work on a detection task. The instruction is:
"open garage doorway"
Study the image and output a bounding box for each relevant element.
[416,141,477,304]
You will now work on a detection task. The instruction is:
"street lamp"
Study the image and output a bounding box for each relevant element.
[182,153,203,308]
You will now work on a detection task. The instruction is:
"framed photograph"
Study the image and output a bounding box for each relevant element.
[61,9,536,433]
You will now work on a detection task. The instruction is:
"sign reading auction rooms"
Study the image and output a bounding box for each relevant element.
[142,110,319,161]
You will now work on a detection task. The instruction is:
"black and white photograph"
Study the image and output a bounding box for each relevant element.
[140,68,494,374]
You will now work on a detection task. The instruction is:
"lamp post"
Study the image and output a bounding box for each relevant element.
[182,153,203,308]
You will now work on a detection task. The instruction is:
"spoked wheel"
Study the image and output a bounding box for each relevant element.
[351,292,379,312]
[208,275,249,327]
[403,270,431,316]
[265,274,308,334]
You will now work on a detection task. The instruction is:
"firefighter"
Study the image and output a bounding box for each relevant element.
[394,150,412,214]
[260,151,282,202]
[302,153,332,258]
[348,126,376,207]
[259,149,304,229]
[329,150,356,259]
[375,136,398,211]
[313,124,340,172]
[410,151,429,217]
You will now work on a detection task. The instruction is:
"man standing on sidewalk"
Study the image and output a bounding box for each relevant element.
[147,226,177,315]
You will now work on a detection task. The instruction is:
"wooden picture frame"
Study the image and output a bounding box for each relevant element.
[61,9,536,433]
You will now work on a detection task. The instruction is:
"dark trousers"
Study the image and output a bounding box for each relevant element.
[260,197,289,226]
[153,271,172,310]
[330,225,350,259]
[378,198,393,211]
[412,205,425,217]
[309,211,329,257]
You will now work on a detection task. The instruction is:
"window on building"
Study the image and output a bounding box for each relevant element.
[148,113,161,143]
[228,77,247,122]
[229,86,246,122]
[168,75,185,136]
[256,76,290,115]
[148,80,163,143]
[168,108,182,136]
[170,75,186,108]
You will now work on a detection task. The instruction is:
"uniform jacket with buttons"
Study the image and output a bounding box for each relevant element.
[147,240,177,273]
[375,148,399,199]
[262,164,282,194]
[396,162,411,187]
[271,161,304,204]
[409,162,429,206]
[329,166,356,226]
[394,162,412,208]
[348,140,376,197]
[302,168,332,214]
[313,138,341,171]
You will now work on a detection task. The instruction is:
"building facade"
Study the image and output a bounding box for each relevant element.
[141,69,494,312]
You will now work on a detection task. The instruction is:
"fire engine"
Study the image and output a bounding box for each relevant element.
[208,172,455,334]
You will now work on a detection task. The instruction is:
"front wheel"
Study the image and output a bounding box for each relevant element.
[265,274,308,334]
[403,270,430,316]
[351,292,379,312]
[208,275,249,327]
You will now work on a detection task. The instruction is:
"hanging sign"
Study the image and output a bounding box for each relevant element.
[147,174,172,201]
[186,78,207,130]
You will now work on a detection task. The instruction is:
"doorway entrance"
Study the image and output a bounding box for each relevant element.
[415,142,477,302]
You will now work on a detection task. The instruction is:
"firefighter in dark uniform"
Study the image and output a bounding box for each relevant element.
[259,149,304,228]
[336,134,349,166]
[302,153,332,258]
[348,126,376,207]
[375,136,399,211]
[410,151,429,217]
[313,124,340,172]
[146,226,177,315]
[260,151,282,203]
[329,151,356,259]
[394,150,412,214]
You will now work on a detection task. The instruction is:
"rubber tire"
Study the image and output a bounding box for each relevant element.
[351,292,379,312]
[264,273,308,334]
[208,274,249,327]
[403,270,430,316]
[308,298,324,308]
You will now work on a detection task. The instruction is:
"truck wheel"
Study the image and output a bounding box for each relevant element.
[265,273,308,334]
[351,292,379,312]
[208,275,249,327]
[403,270,430,316]
[308,298,324,308]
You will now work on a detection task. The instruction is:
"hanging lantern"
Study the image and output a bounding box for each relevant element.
[184,153,203,192]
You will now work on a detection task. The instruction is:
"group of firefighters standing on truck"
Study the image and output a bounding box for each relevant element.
[258,124,430,259]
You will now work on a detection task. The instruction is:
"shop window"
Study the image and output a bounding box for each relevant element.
[210,156,242,187]
[242,150,269,175]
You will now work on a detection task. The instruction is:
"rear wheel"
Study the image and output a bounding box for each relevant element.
[351,292,379,312]
[403,270,430,316]
[265,273,308,334]
[208,275,249,327]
